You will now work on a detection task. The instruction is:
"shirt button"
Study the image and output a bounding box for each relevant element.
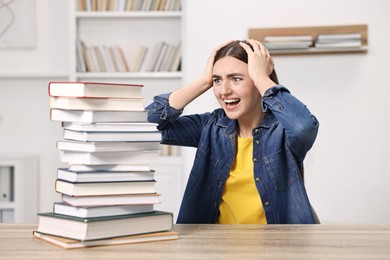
[255,129,259,133]
[253,158,257,162]
[255,177,260,182]
[264,201,270,206]
[255,140,260,144]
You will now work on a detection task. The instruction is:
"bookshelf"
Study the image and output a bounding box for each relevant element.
[249,24,368,55]
[0,157,38,223]
[69,0,183,82]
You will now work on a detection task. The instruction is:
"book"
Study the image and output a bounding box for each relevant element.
[48,81,142,98]
[33,230,178,249]
[316,33,362,43]
[57,140,161,152]
[49,96,144,111]
[263,35,313,42]
[63,129,162,142]
[61,193,160,207]
[264,41,312,50]
[57,168,155,183]
[36,211,173,241]
[55,179,156,196]
[68,164,152,172]
[315,41,362,49]
[59,149,160,165]
[50,109,148,123]
[62,122,159,132]
[53,202,154,218]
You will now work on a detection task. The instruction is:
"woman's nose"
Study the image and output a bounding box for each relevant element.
[220,81,232,95]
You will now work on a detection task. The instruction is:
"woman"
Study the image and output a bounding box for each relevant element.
[146,39,319,224]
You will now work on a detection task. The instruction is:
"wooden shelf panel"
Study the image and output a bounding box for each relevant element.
[249,24,368,55]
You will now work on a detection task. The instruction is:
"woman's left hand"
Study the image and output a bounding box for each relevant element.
[239,39,276,94]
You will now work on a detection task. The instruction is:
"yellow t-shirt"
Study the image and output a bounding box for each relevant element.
[217,137,266,224]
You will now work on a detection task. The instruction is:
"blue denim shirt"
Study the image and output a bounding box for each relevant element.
[146,85,319,224]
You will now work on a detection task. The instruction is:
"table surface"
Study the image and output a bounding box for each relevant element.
[1,223,390,259]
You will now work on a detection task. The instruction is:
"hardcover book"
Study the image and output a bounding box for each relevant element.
[55,179,156,196]
[36,211,173,241]
[61,193,161,207]
[33,230,178,249]
[48,81,143,99]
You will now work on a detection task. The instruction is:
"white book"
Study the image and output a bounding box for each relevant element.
[316,33,362,43]
[61,193,160,207]
[50,109,148,123]
[55,179,156,196]
[59,149,160,165]
[57,168,155,183]
[63,129,162,142]
[265,41,312,50]
[68,164,151,172]
[315,41,362,49]
[48,81,143,99]
[263,35,313,43]
[57,140,160,152]
[53,202,154,218]
[49,96,144,111]
[63,122,158,132]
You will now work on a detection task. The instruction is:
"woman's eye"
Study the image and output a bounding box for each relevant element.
[213,78,221,84]
[233,77,242,82]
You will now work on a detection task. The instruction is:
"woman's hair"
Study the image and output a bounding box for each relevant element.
[213,40,279,84]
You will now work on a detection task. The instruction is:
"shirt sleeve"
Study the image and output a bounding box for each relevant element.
[261,85,319,161]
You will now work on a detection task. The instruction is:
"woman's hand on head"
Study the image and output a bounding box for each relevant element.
[202,39,235,88]
[239,39,275,87]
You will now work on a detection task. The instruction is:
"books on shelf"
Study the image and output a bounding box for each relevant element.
[263,35,313,50]
[55,179,156,196]
[33,230,178,249]
[53,202,154,218]
[76,40,181,73]
[49,96,144,111]
[77,0,182,12]
[59,149,160,165]
[48,81,143,98]
[61,193,161,207]
[36,211,174,241]
[315,33,363,49]
[50,109,148,123]
[57,168,155,183]
[63,129,162,142]
[57,140,160,152]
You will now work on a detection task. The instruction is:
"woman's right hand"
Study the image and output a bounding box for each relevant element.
[202,40,235,88]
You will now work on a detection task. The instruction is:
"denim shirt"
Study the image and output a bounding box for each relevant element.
[145,85,319,224]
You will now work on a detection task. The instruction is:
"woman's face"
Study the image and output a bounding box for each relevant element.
[212,56,262,122]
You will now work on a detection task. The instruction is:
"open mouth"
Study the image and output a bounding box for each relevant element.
[224,98,241,107]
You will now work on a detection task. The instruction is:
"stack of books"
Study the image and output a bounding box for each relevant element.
[34,81,177,249]
[315,33,362,49]
[263,35,313,50]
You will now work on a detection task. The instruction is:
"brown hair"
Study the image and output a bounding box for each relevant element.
[213,40,279,84]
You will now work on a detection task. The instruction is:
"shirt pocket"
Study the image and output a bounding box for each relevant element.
[263,148,300,191]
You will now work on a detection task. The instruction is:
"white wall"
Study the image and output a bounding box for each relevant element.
[182,0,390,224]
[0,0,389,224]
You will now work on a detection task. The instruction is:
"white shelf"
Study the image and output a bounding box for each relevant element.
[75,11,182,18]
[75,71,182,79]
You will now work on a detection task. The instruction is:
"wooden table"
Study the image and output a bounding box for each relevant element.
[1,224,390,259]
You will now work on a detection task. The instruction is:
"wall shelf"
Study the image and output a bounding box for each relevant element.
[249,24,368,55]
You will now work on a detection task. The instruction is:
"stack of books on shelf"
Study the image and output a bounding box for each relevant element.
[263,35,313,51]
[314,33,362,49]
[76,40,181,73]
[34,81,178,249]
[77,0,182,12]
